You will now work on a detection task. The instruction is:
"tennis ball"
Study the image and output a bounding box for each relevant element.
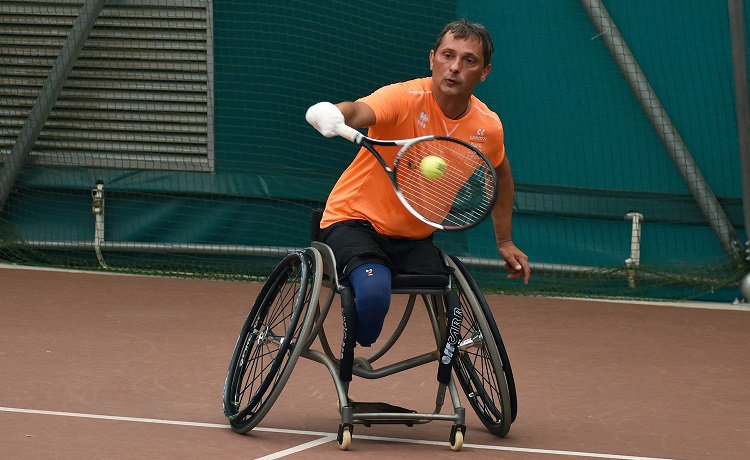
[420,155,446,180]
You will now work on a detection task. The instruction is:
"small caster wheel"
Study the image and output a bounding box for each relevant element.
[339,428,352,450]
[337,423,353,451]
[449,424,465,451]
[450,430,463,451]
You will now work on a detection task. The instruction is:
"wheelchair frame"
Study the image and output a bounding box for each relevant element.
[222,241,516,451]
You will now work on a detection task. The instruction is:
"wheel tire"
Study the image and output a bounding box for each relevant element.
[338,427,352,451]
[449,256,514,437]
[223,250,318,433]
[450,430,464,451]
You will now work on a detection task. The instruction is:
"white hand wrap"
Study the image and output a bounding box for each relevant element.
[305,102,344,138]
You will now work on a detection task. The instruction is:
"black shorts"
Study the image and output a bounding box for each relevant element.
[320,219,450,279]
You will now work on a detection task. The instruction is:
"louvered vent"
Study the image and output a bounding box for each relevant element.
[0,0,214,172]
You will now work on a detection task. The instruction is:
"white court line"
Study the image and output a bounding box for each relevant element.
[552,295,750,312]
[253,436,337,460]
[0,406,676,460]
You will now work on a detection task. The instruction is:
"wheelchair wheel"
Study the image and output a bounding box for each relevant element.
[449,255,515,437]
[223,249,320,433]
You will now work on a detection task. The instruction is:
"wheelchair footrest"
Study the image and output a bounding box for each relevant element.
[351,401,417,427]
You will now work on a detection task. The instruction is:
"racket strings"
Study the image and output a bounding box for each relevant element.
[395,139,496,228]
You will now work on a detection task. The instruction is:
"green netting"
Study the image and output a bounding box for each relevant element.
[1,0,748,302]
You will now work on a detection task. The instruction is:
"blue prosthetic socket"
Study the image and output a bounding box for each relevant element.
[348,262,391,347]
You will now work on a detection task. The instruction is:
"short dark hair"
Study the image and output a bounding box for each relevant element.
[433,19,494,67]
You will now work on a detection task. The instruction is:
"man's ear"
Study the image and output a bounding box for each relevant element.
[480,64,492,82]
[429,49,435,71]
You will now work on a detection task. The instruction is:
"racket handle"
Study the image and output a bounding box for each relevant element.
[334,124,363,144]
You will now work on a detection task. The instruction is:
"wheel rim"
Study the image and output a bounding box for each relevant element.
[451,273,512,435]
[455,312,505,428]
[225,253,311,423]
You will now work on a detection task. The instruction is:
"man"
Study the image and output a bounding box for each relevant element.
[306,19,529,347]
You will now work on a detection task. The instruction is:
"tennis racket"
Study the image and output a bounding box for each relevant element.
[334,124,498,231]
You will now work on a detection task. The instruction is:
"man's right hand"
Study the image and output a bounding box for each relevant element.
[305,102,344,138]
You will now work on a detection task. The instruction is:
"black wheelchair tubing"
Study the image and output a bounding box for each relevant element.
[223,251,310,423]
[449,255,517,423]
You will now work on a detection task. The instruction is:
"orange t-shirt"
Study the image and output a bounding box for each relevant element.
[321,77,505,239]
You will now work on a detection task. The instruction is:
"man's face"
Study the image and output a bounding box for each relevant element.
[429,32,491,99]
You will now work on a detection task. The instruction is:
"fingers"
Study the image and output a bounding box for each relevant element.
[505,264,528,284]
[519,258,531,284]
[504,253,530,285]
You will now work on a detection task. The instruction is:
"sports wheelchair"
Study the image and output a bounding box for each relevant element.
[222,215,517,451]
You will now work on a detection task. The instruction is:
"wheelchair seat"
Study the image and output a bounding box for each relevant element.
[391,273,450,291]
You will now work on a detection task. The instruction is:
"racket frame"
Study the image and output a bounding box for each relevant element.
[334,124,498,231]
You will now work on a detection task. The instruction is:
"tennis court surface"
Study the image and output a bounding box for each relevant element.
[2,265,748,459]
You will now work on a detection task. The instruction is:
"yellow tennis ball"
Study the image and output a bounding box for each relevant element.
[420,155,446,180]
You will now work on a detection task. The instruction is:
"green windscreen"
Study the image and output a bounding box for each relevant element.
[1,0,747,301]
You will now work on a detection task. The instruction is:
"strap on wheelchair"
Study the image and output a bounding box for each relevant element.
[310,207,324,242]
[339,286,357,383]
[437,290,462,385]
